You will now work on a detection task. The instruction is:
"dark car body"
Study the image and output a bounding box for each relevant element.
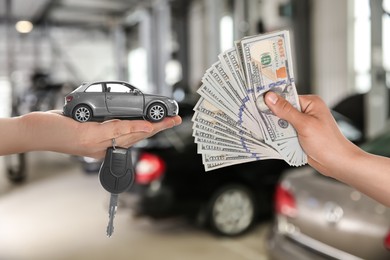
[126,102,363,236]
[63,81,179,122]
[126,102,290,236]
[267,128,390,259]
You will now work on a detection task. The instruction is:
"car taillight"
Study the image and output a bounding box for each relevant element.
[65,95,73,103]
[385,230,390,250]
[275,184,297,218]
[135,153,165,184]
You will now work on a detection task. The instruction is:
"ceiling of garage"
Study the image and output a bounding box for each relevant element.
[0,0,144,28]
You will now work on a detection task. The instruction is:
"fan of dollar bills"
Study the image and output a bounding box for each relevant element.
[192,30,307,171]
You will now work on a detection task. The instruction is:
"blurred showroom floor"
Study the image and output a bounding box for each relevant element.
[0,152,271,260]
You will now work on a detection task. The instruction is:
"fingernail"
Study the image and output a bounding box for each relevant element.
[266,92,278,105]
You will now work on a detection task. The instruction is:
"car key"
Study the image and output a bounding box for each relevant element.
[99,146,134,237]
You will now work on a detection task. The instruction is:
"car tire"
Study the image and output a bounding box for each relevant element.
[206,184,257,237]
[146,103,167,122]
[73,105,92,122]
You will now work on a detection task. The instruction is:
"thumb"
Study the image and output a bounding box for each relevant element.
[264,91,305,129]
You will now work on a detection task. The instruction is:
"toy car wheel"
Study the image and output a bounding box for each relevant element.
[207,184,257,236]
[147,103,167,122]
[73,105,92,122]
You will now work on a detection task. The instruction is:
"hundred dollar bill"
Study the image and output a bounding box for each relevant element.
[194,134,247,150]
[202,73,237,111]
[219,48,247,96]
[239,30,307,166]
[197,84,237,120]
[212,62,258,124]
[192,109,275,152]
[217,52,263,134]
[193,97,263,141]
[204,160,252,172]
[197,83,257,133]
[240,31,296,99]
[202,152,279,164]
[219,50,259,110]
[192,128,260,151]
[197,142,258,155]
[202,153,258,168]
[192,114,265,149]
[202,68,258,131]
[219,49,259,115]
[194,30,307,171]
[192,122,259,152]
[202,149,282,171]
[196,139,281,160]
[205,63,243,111]
[234,40,246,80]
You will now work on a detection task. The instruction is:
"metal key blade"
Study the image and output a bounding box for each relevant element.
[106,193,118,237]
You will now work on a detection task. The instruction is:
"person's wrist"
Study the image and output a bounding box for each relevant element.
[324,139,362,179]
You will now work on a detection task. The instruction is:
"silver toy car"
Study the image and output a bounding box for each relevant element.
[63,81,179,122]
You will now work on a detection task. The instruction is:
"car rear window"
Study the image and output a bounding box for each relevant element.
[72,83,88,92]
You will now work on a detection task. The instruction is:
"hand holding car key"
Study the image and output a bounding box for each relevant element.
[99,140,134,237]
[62,80,180,236]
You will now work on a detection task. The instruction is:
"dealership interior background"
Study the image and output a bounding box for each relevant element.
[0,0,389,259]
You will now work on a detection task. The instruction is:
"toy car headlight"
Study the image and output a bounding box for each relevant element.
[167,99,175,104]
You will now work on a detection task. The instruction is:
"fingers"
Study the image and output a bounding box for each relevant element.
[264,91,307,129]
[99,119,154,140]
[97,116,182,149]
[149,116,182,133]
[100,116,182,138]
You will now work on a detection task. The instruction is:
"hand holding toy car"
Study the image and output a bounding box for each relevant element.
[0,81,181,159]
[0,110,181,159]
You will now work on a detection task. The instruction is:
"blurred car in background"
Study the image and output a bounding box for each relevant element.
[267,127,390,259]
[128,102,290,236]
[125,101,363,237]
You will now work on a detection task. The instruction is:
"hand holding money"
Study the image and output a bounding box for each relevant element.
[192,30,307,171]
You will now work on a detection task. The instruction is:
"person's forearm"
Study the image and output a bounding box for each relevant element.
[18,112,80,154]
[0,111,181,158]
[264,92,390,207]
[325,148,390,207]
[0,117,29,155]
[0,114,50,155]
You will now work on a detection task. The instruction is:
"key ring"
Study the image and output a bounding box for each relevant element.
[112,138,117,150]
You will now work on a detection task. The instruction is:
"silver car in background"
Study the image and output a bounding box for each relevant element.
[63,81,179,122]
[267,127,390,260]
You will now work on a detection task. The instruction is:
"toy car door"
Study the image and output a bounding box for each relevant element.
[83,83,107,115]
[104,82,144,116]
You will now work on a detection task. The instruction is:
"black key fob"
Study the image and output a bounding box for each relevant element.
[99,147,134,194]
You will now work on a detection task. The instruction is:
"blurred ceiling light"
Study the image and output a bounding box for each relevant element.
[15,20,33,33]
